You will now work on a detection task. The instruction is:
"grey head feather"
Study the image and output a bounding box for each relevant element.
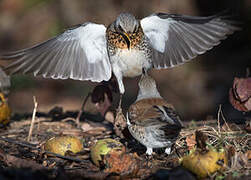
[115,13,139,33]
[137,73,161,101]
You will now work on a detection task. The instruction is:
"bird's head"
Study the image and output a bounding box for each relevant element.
[137,71,162,101]
[111,13,140,49]
[115,13,139,34]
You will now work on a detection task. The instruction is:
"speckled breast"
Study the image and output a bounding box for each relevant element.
[106,27,152,78]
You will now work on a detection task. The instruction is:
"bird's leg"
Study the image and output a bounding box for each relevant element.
[113,69,123,115]
[112,69,127,137]
[113,71,124,116]
[112,66,124,95]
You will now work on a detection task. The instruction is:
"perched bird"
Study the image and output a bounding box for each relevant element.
[0,12,240,109]
[126,72,183,155]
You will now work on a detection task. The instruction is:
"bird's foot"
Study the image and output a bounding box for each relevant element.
[146,147,153,155]
[144,148,154,166]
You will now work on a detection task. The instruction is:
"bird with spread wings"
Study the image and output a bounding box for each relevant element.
[0,12,240,111]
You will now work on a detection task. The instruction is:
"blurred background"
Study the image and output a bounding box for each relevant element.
[0,0,250,121]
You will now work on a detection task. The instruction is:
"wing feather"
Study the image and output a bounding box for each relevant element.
[0,23,111,82]
[141,12,240,68]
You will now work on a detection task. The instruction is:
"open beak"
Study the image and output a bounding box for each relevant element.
[121,32,131,50]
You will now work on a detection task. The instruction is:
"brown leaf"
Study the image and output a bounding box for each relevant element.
[81,121,109,132]
[114,110,127,138]
[233,77,251,102]
[227,146,236,160]
[244,99,251,112]
[104,151,139,177]
[229,77,251,112]
[246,150,251,160]
[0,148,46,170]
[245,120,251,133]
[104,111,115,124]
[186,134,196,150]
[230,151,249,169]
[229,88,248,112]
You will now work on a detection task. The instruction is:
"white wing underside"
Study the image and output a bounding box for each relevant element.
[140,13,240,68]
[1,23,111,82]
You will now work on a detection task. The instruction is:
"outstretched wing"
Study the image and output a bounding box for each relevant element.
[0,23,111,82]
[140,12,240,68]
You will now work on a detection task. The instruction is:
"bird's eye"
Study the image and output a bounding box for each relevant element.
[118,25,123,32]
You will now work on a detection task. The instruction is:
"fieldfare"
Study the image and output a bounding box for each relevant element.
[127,71,183,155]
[0,12,240,105]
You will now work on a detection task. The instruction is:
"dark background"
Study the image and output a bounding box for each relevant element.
[0,0,250,121]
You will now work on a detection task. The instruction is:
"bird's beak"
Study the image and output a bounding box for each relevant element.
[121,32,131,50]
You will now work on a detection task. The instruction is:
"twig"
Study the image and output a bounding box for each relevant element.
[44,151,89,163]
[0,129,25,136]
[11,118,49,127]
[27,96,38,142]
[0,136,38,150]
[219,105,231,131]
[0,136,88,163]
[217,105,222,134]
[75,93,91,126]
[62,117,78,122]
[37,118,40,132]
[0,148,48,170]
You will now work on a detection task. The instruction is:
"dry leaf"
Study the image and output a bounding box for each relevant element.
[233,77,251,102]
[229,77,251,112]
[227,146,236,159]
[246,150,251,160]
[105,111,115,124]
[104,151,139,176]
[114,110,127,138]
[81,121,110,132]
[186,134,196,150]
[230,151,249,169]
[195,131,207,151]
[245,120,251,133]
